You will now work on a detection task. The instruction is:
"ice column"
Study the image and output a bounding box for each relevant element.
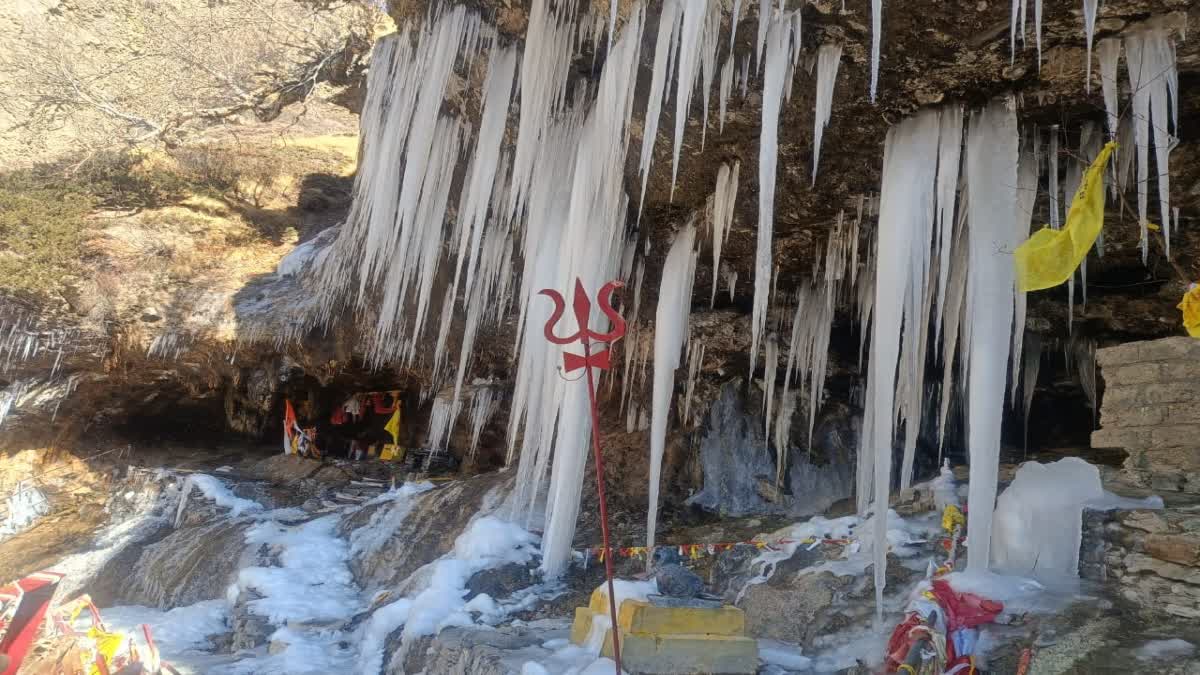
[964,97,1019,572]
[647,223,698,553]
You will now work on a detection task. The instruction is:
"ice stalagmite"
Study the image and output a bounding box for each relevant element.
[648,223,698,554]
[751,15,793,378]
[812,43,843,185]
[964,97,1019,572]
[869,0,881,102]
[868,109,941,619]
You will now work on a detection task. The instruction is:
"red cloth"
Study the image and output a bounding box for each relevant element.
[370,393,397,415]
[930,579,1003,631]
[884,613,925,671]
[330,407,347,425]
[0,572,64,675]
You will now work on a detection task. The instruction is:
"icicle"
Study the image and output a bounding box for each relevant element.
[734,54,744,97]
[763,333,779,433]
[1034,0,1043,69]
[812,43,843,185]
[756,0,770,74]
[1048,127,1061,229]
[1022,334,1042,453]
[648,223,698,554]
[669,1,709,199]
[1009,0,1018,62]
[731,0,743,51]
[711,161,740,307]
[963,97,1020,573]
[1082,0,1099,91]
[1011,131,1038,408]
[719,55,735,133]
[506,7,647,578]
[607,0,618,54]
[1098,39,1120,139]
[866,108,942,620]
[750,16,792,379]
[468,387,500,460]
[727,269,738,301]
[933,105,964,348]
[869,0,881,102]
[684,343,705,425]
[637,0,681,219]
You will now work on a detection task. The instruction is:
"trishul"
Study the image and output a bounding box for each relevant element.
[539,278,627,372]
[537,277,626,675]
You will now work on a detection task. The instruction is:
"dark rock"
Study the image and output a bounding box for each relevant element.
[465,561,538,601]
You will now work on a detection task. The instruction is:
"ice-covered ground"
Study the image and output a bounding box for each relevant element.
[54,473,592,675]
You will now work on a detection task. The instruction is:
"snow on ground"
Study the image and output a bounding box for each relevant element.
[348,481,434,559]
[1135,638,1196,661]
[758,639,812,671]
[356,514,540,674]
[184,474,263,518]
[235,515,363,624]
[516,579,656,674]
[89,600,238,674]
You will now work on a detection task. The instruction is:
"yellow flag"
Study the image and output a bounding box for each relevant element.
[384,405,401,445]
[1014,141,1117,292]
[1178,284,1200,338]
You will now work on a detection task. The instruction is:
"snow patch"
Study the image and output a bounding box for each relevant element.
[1135,638,1196,661]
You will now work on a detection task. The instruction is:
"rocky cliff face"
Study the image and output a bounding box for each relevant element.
[1,0,1198,511]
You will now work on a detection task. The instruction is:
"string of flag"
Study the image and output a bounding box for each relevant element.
[577,536,855,563]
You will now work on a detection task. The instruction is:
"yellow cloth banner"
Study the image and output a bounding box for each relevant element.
[384,406,402,445]
[1178,284,1200,337]
[1014,142,1117,292]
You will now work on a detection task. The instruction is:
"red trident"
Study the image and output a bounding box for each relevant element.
[539,278,626,674]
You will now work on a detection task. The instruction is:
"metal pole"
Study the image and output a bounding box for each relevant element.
[580,335,622,674]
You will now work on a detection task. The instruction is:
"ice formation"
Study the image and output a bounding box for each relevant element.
[1125,28,1178,261]
[1097,38,1121,138]
[637,0,679,217]
[991,458,1103,577]
[1082,0,1099,90]
[647,224,697,553]
[866,108,941,617]
[710,161,741,307]
[750,13,794,378]
[964,98,1020,572]
[0,480,49,540]
[811,43,843,184]
[857,98,1020,616]
[869,0,881,102]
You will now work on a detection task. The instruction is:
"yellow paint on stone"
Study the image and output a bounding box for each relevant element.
[572,588,758,674]
[617,599,745,636]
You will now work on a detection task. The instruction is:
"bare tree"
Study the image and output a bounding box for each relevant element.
[0,0,377,159]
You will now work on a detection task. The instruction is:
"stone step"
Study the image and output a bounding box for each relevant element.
[601,631,758,674]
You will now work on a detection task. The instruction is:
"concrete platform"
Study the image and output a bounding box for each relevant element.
[570,587,758,674]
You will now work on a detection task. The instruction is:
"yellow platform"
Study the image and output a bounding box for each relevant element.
[570,587,758,674]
